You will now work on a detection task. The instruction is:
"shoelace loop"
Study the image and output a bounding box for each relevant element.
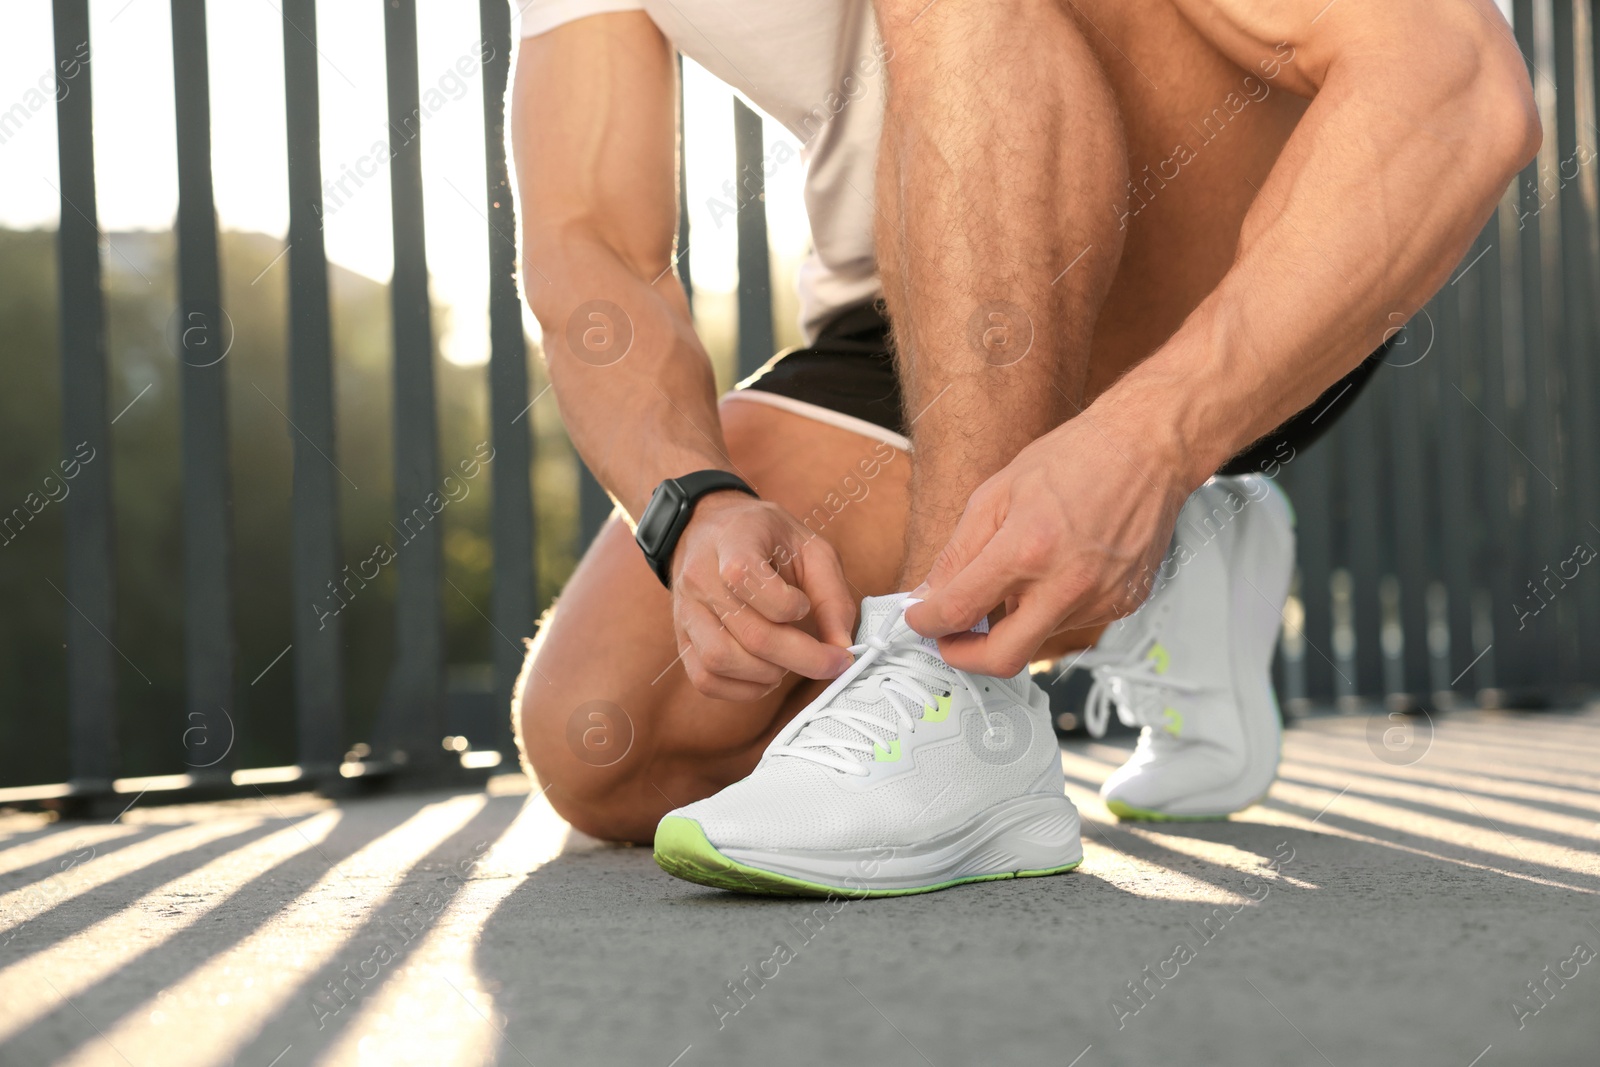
[1082,641,1201,739]
[768,613,990,776]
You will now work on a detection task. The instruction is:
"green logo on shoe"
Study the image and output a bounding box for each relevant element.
[1147,643,1170,675]
[1162,708,1184,737]
[921,694,952,723]
[874,738,902,762]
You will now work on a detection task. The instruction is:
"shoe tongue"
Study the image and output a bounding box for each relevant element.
[854,593,988,650]
[853,594,912,643]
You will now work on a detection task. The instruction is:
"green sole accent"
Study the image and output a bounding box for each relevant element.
[1105,799,1231,822]
[653,816,1081,899]
[1105,792,1268,823]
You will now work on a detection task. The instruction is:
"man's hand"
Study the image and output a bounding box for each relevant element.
[671,492,857,701]
[898,0,1536,681]
[903,411,1191,677]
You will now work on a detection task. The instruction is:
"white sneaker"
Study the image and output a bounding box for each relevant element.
[1077,474,1294,820]
[654,594,1082,896]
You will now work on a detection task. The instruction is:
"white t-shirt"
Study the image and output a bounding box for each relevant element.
[517,0,886,343]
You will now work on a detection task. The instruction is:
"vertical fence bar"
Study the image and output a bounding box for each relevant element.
[282,0,344,775]
[1388,323,1432,704]
[1554,0,1600,667]
[1513,0,1562,698]
[1467,221,1505,695]
[378,0,446,767]
[480,0,533,752]
[1457,224,1501,696]
[1286,436,1334,703]
[1343,385,1386,700]
[733,97,773,380]
[53,0,115,792]
[1539,0,1579,684]
[1434,271,1475,701]
[1588,0,1600,620]
[1481,207,1523,696]
[171,0,237,777]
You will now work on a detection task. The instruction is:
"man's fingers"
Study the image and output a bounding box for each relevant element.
[904,534,1025,639]
[696,577,849,682]
[680,601,787,690]
[721,552,812,624]
[680,649,780,703]
[794,538,858,652]
[905,489,1010,637]
[716,561,852,678]
[724,608,852,680]
[935,597,1056,677]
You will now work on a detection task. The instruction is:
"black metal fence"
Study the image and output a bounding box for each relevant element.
[26,0,543,808]
[1276,0,1600,713]
[10,0,1595,808]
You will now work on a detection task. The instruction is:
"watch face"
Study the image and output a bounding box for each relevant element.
[636,480,687,557]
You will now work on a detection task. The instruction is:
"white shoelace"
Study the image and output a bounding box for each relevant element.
[1082,640,1201,740]
[768,611,991,776]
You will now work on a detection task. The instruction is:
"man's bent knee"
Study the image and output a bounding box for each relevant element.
[515,691,661,843]
[511,624,662,844]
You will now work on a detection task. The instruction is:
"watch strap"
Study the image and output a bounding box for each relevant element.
[640,470,758,587]
[669,469,758,501]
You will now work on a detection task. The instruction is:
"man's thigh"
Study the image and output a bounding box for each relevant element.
[514,397,910,843]
[1067,0,1310,397]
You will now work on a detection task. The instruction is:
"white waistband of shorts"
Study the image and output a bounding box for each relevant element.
[722,390,912,452]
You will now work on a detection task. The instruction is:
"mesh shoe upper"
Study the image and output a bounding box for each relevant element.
[671,594,1064,852]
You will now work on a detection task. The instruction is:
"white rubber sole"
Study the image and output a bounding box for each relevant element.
[715,792,1084,893]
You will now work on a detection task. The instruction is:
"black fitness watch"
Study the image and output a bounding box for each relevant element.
[635,470,758,587]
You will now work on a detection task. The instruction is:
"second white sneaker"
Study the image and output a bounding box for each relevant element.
[1076,474,1295,820]
[654,594,1082,896]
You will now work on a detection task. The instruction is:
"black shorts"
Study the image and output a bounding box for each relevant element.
[735,300,1384,475]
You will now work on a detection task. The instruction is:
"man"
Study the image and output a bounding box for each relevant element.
[509,0,1537,896]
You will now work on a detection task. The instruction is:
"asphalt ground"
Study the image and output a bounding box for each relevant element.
[1,705,1596,1066]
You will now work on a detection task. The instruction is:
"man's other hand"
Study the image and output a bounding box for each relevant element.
[904,413,1191,677]
[671,493,857,700]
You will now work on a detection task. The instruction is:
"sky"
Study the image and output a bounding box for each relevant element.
[0,0,814,366]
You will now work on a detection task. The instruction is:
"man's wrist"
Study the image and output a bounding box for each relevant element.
[666,488,757,577]
[686,486,755,517]
[636,470,759,587]
[1076,381,1212,494]
[1089,337,1250,490]
[620,450,739,521]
